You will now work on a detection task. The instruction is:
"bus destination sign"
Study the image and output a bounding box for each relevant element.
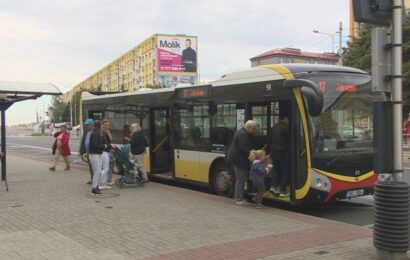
[176,85,210,99]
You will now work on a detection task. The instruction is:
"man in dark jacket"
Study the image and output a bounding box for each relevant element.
[226,120,256,205]
[80,118,94,184]
[129,123,149,183]
[181,39,197,72]
[266,114,290,197]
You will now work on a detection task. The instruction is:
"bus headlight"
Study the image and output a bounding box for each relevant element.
[311,169,331,192]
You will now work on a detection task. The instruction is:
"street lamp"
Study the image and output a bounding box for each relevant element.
[312,29,335,53]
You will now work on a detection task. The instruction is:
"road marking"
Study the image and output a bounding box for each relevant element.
[8,143,79,155]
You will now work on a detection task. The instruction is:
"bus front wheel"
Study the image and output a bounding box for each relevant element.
[212,162,235,198]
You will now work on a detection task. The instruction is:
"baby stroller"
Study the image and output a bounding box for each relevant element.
[114,145,143,187]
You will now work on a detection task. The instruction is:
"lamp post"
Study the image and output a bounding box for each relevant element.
[312,29,335,53]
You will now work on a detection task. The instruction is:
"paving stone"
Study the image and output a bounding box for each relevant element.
[0,155,385,259]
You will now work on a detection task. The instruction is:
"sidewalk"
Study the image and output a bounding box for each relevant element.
[0,155,380,259]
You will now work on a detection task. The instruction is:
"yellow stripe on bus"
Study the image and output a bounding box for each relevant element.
[262,64,312,200]
[174,159,209,183]
[314,168,374,182]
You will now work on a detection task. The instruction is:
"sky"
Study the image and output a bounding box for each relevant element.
[1,0,351,126]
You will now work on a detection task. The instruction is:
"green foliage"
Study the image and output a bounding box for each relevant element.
[50,96,70,123]
[343,24,372,72]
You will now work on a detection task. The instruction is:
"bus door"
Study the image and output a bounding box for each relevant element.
[248,103,272,149]
[150,107,172,174]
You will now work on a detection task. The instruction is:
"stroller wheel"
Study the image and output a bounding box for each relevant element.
[115,179,123,188]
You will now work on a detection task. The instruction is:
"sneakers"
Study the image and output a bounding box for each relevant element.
[235,200,249,206]
[280,192,290,197]
[142,179,150,183]
[49,167,55,172]
[269,187,280,195]
[256,204,264,209]
[91,187,101,194]
[99,185,111,189]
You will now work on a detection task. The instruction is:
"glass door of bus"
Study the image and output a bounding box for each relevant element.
[150,107,171,174]
[249,101,294,201]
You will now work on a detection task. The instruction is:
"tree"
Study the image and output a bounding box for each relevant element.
[343,16,410,114]
[343,25,372,72]
[50,96,70,123]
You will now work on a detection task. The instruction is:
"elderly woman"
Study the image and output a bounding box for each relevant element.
[226,120,256,205]
[129,123,149,183]
[49,124,71,172]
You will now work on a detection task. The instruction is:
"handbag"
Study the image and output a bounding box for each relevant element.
[52,139,57,155]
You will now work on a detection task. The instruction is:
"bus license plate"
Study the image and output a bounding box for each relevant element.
[346,189,364,198]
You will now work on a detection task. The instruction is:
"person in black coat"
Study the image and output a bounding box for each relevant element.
[79,118,94,184]
[181,39,197,72]
[266,114,290,197]
[226,120,256,205]
[88,120,111,194]
[129,123,149,182]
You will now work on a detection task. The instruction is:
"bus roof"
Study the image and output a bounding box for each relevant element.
[82,64,368,102]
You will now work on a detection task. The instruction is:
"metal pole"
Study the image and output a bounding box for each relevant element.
[73,96,76,125]
[70,99,73,126]
[392,0,403,182]
[1,108,9,191]
[338,21,343,65]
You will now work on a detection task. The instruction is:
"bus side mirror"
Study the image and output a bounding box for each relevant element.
[283,79,323,117]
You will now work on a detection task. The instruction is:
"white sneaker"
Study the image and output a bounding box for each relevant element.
[235,200,249,206]
[104,185,112,189]
[280,192,289,197]
[269,187,280,195]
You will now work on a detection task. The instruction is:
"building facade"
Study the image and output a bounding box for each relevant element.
[250,48,339,67]
[71,34,198,98]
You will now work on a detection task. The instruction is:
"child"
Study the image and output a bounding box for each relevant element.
[249,149,272,209]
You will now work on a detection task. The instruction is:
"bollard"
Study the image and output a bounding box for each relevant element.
[374,181,410,259]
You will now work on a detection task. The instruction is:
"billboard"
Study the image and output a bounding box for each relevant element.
[157,75,197,88]
[157,35,197,73]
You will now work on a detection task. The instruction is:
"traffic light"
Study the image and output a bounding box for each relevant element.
[352,0,392,26]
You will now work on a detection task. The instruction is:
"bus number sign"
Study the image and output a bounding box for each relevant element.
[176,85,210,99]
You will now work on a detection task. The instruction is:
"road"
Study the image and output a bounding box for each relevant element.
[5,126,410,228]
[6,127,84,166]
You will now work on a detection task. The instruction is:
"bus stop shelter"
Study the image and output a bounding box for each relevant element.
[0,81,61,190]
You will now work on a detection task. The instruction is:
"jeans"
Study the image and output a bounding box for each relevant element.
[270,151,289,193]
[254,183,265,205]
[233,166,248,201]
[107,153,114,183]
[89,154,102,189]
[101,152,110,184]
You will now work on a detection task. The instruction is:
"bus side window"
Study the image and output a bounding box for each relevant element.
[175,105,210,148]
[210,104,236,146]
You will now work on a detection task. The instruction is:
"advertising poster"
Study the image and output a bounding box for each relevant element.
[157,36,197,73]
[236,109,245,130]
[157,75,197,88]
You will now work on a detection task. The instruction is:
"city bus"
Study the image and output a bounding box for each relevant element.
[81,64,384,204]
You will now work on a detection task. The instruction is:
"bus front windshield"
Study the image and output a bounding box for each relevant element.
[303,73,384,176]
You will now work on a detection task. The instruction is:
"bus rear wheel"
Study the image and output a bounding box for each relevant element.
[212,162,235,198]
